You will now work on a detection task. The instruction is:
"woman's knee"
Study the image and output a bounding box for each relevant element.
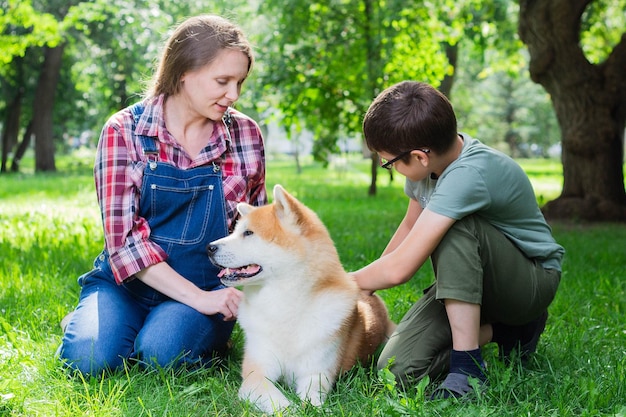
[135,303,234,369]
[58,338,127,376]
[57,296,140,376]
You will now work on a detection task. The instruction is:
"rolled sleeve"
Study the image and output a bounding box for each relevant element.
[108,237,168,284]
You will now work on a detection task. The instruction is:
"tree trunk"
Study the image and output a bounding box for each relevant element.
[439,42,458,98]
[33,44,66,172]
[518,0,626,221]
[1,90,23,173]
[363,0,379,196]
[368,153,378,195]
[2,56,25,173]
[11,121,33,172]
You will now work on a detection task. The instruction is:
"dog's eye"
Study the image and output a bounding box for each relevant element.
[243,230,254,237]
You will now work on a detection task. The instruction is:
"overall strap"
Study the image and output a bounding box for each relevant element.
[129,102,159,158]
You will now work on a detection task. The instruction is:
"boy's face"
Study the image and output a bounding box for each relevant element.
[379,150,430,182]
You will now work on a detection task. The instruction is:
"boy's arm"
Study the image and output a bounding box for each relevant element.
[382,198,422,256]
[353,208,456,292]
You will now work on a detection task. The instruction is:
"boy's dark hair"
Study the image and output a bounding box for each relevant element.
[363,81,458,160]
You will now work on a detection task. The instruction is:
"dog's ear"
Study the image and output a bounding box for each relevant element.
[273,184,291,215]
[273,184,287,204]
[273,184,303,225]
[237,202,255,216]
[273,184,294,217]
[273,184,324,237]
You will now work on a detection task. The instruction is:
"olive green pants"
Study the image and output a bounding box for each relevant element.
[377,215,561,385]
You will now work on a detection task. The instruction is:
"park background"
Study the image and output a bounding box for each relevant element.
[1,0,625,416]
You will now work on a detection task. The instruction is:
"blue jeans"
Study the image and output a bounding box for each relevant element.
[58,256,234,375]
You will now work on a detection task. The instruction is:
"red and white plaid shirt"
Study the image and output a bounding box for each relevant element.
[94,94,266,284]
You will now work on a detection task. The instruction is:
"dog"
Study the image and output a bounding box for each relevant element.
[208,184,394,413]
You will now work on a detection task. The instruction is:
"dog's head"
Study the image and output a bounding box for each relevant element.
[208,184,336,287]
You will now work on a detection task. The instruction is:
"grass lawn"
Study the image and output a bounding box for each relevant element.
[0,150,625,416]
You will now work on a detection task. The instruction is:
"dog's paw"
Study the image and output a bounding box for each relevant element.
[295,373,333,408]
[239,386,291,414]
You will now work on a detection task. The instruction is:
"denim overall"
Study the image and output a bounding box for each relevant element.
[59,104,235,375]
[122,106,228,302]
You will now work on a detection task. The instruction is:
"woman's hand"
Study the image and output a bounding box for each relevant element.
[136,262,243,320]
[191,286,243,320]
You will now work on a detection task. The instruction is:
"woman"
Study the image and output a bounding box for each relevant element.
[58,15,266,376]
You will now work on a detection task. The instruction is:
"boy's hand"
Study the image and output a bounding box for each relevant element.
[348,271,375,296]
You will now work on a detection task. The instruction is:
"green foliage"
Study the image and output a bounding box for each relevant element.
[254,0,536,166]
[453,68,561,151]
[2,0,607,174]
[0,0,257,147]
[580,0,626,64]
[1,151,625,416]
[257,0,387,162]
[0,0,61,66]
[1,0,624,183]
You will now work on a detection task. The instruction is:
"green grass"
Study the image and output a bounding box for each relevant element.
[1,151,625,416]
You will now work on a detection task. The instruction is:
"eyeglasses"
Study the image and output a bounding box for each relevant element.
[380,149,430,170]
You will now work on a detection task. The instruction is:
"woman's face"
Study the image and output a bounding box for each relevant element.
[179,49,250,121]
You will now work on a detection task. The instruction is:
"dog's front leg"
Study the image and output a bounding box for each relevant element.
[239,356,291,414]
[295,372,334,407]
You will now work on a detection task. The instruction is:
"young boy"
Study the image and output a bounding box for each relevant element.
[351,81,563,398]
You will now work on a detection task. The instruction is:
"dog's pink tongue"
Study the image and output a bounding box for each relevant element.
[245,265,261,274]
[217,265,261,279]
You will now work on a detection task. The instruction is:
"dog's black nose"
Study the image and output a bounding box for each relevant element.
[207,244,218,255]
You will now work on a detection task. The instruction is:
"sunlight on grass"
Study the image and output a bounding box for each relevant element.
[1,150,625,416]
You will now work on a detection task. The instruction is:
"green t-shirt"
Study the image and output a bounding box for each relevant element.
[404,133,564,271]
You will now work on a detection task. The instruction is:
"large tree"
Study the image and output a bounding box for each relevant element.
[255,0,526,195]
[1,0,256,174]
[256,0,410,194]
[256,0,468,194]
[519,0,626,221]
[30,0,83,172]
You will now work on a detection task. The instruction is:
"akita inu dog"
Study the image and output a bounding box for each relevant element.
[208,184,394,413]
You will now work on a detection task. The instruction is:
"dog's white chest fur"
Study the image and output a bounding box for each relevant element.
[235,281,357,412]
[239,282,355,360]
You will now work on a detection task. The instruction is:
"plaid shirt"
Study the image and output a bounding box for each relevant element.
[94,95,266,284]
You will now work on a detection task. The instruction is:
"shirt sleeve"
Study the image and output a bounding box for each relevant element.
[427,165,492,220]
[94,117,167,284]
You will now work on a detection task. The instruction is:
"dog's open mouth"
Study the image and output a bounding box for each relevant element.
[217,264,262,282]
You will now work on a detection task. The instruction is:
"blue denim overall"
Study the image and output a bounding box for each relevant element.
[59,104,234,375]
[122,117,227,301]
